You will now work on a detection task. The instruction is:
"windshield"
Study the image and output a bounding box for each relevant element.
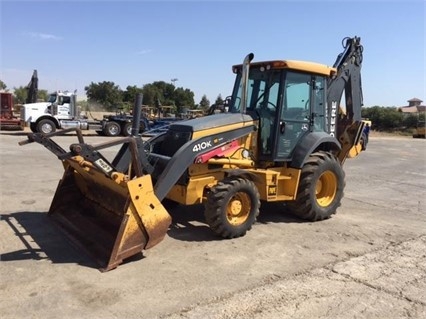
[228,68,281,113]
[47,93,57,103]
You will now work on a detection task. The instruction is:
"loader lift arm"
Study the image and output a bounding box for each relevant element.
[20,123,255,202]
[19,127,145,179]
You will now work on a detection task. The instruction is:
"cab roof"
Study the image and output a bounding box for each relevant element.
[233,60,336,76]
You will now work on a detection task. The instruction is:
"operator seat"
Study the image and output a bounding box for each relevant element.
[257,104,275,155]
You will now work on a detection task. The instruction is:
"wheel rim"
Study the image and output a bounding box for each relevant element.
[41,123,53,134]
[109,125,119,135]
[226,192,251,226]
[315,171,337,207]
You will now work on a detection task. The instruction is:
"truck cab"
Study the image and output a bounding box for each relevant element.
[22,90,88,133]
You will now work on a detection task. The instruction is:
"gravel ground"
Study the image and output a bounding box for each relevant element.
[0,131,425,319]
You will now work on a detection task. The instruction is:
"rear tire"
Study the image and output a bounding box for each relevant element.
[204,177,260,239]
[123,121,147,136]
[122,122,132,136]
[104,121,121,136]
[360,132,367,150]
[287,151,345,221]
[36,119,56,134]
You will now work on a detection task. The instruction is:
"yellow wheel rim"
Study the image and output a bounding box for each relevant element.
[315,171,337,207]
[226,192,251,226]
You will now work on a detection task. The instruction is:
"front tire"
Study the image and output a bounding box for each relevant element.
[204,177,260,239]
[30,123,37,133]
[287,151,345,221]
[36,119,56,134]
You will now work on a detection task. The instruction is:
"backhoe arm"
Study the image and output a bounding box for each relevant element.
[327,36,365,162]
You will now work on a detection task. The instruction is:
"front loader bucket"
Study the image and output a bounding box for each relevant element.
[49,158,171,271]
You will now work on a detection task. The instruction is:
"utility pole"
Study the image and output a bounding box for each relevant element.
[170,78,178,112]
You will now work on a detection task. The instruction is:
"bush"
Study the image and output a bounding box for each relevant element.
[362,106,424,132]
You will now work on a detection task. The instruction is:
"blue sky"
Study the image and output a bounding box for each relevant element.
[1,0,425,107]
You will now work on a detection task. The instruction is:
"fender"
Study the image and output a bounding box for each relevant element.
[223,169,260,183]
[36,115,60,128]
[290,132,341,169]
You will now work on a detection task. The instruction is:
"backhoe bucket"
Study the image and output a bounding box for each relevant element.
[49,158,171,271]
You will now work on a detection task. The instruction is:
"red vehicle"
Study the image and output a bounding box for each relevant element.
[0,92,23,130]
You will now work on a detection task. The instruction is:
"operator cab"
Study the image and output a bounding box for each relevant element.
[228,60,334,161]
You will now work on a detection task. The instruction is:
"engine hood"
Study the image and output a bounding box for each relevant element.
[23,102,51,109]
[169,112,255,132]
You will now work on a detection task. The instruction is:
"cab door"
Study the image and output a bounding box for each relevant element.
[276,72,326,159]
[276,72,311,158]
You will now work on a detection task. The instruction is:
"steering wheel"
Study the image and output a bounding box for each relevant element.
[267,101,276,109]
[305,99,310,108]
[258,101,276,111]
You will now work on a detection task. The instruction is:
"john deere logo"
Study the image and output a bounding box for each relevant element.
[268,185,277,196]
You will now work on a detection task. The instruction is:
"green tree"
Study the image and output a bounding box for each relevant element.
[84,81,123,111]
[37,89,49,101]
[153,81,176,106]
[402,113,418,129]
[0,80,7,90]
[82,79,196,114]
[142,81,180,106]
[199,95,210,110]
[381,108,403,129]
[123,85,144,104]
[141,82,195,114]
[12,87,58,104]
[122,85,144,111]
[215,94,224,106]
[141,84,160,106]
[362,106,406,131]
[13,86,28,104]
[173,87,194,112]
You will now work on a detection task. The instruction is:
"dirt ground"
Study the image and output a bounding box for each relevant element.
[0,131,425,319]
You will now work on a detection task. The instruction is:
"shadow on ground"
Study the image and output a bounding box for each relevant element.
[1,203,305,270]
[166,201,305,243]
[0,211,143,271]
[1,211,97,268]
[0,131,28,136]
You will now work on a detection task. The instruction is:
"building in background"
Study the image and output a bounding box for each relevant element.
[398,98,426,114]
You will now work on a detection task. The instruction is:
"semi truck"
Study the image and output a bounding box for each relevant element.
[21,71,99,133]
[21,90,96,133]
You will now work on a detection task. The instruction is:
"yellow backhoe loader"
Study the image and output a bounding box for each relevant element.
[20,36,365,271]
